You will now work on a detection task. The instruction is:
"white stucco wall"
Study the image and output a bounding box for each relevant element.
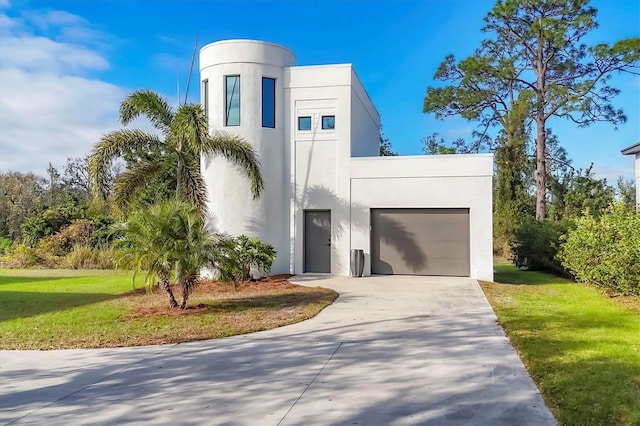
[635,154,639,207]
[200,39,494,281]
[349,155,494,281]
[350,68,380,157]
[200,40,295,274]
[285,65,354,275]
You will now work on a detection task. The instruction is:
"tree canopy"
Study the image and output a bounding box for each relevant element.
[424,0,640,221]
[89,90,264,217]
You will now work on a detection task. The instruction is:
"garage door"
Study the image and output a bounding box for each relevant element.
[370,208,470,276]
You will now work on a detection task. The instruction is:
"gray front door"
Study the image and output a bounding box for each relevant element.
[304,210,331,273]
[371,208,470,276]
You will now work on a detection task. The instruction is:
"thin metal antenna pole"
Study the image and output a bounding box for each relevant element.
[184,34,199,105]
[176,67,181,106]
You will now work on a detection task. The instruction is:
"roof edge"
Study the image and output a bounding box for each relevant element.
[621,141,640,155]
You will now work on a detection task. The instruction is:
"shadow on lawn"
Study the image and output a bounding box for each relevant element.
[494,265,573,285]
[0,291,120,322]
[503,311,640,425]
[205,290,337,313]
[0,275,68,286]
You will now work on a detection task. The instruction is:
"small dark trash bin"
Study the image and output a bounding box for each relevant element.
[350,249,365,277]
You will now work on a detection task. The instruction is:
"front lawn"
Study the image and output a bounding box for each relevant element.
[481,262,640,426]
[0,269,337,350]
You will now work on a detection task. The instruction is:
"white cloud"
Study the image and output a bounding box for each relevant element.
[0,6,124,175]
[0,69,124,174]
[591,161,635,184]
[0,13,17,30]
[0,36,108,74]
[0,0,10,9]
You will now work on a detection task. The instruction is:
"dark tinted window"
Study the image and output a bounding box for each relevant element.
[262,77,276,128]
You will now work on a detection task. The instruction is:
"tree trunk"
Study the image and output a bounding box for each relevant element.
[535,114,546,220]
[180,275,196,309]
[535,32,547,221]
[158,272,179,308]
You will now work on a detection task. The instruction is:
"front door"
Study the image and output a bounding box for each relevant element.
[304,210,331,273]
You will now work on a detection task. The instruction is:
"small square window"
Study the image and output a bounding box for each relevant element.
[322,115,335,130]
[298,116,312,130]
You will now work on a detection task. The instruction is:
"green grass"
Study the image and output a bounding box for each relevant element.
[0,269,337,350]
[481,261,640,426]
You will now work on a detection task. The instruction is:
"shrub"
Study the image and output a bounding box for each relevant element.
[89,215,116,247]
[93,246,117,269]
[216,235,276,285]
[20,214,51,247]
[1,244,39,268]
[62,245,96,269]
[559,203,640,295]
[33,220,96,267]
[62,245,117,269]
[0,237,13,255]
[510,219,572,276]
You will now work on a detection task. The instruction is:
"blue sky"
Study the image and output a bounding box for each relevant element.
[1,0,638,183]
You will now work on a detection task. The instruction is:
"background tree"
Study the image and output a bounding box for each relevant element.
[62,156,123,201]
[89,90,264,216]
[379,126,397,156]
[563,165,615,218]
[423,42,533,249]
[425,0,640,223]
[0,172,45,239]
[616,177,636,209]
[421,132,484,155]
[485,0,640,219]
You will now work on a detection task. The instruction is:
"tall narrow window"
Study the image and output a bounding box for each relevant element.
[262,77,276,128]
[202,79,209,121]
[225,75,240,126]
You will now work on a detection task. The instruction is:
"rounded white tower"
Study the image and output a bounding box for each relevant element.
[200,40,296,274]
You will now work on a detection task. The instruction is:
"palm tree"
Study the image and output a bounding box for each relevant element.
[114,200,218,308]
[89,90,263,216]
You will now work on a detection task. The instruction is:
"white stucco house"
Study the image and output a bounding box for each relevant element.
[200,40,494,281]
[621,141,640,207]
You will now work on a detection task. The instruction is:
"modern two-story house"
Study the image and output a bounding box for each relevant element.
[200,40,494,281]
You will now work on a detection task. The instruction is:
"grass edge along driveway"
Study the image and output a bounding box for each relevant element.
[0,269,337,350]
[481,262,640,426]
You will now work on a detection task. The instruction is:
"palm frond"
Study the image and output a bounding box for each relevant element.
[176,152,208,216]
[119,90,175,133]
[112,160,168,211]
[88,129,163,200]
[202,132,265,199]
[171,103,209,153]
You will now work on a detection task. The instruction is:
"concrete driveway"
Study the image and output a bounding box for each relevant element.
[0,275,555,425]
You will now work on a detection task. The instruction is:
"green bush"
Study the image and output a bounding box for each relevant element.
[510,219,572,276]
[89,215,116,247]
[559,203,640,295]
[0,237,13,255]
[215,235,276,284]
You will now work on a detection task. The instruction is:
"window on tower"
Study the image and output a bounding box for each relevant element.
[202,79,209,120]
[225,75,240,126]
[262,77,276,128]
